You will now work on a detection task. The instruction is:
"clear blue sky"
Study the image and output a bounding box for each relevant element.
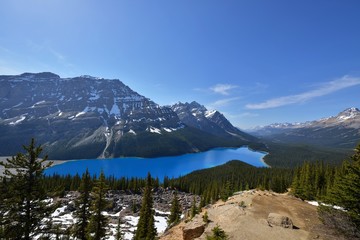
[1,0,360,129]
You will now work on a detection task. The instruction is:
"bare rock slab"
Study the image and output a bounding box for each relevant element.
[183,218,206,240]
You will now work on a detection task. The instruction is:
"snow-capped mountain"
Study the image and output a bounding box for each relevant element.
[171,101,256,141]
[0,72,258,159]
[250,107,360,149]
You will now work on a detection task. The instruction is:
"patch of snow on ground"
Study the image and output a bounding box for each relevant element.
[128,129,136,135]
[306,201,345,211]
[155,215,168,233]
[13,102,23,108]
[75,112,86,118]
[30,100,46,108]
[155,209,171,215]
[89,91,101,100]
[306,201,319,206]
[148,126,161,134]
[51,206,67,217]
[163,128,172,132]
[124,215,139,227]
[110,102,121,116]
[9,115,26,125]
[205,110,217,118]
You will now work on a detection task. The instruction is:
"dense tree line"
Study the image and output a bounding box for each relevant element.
[291,161,336,200]
[2,138,359,239]
[263,142,348,168]
[291,144,360,238]
[167,160,294,204]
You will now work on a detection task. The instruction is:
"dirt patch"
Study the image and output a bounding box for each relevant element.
[160,190,344,240]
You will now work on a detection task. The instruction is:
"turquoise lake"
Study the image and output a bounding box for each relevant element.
[45,147,268,179]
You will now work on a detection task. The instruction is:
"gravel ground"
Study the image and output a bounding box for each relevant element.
[0,156,66,177]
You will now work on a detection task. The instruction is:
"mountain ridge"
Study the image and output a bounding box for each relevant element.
[250,107,360,150]
[0,72,259,159]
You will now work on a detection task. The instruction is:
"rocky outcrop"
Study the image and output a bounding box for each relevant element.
[267,213,293,229]
[183,218,206,240]
[160,190,329,240]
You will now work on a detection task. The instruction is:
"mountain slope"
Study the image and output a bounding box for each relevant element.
[250,107,360,150]
[171,101,257,141]
[0,72,258,159]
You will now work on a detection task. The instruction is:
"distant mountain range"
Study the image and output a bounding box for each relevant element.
[249,107,360,150]
[0,72,259,159]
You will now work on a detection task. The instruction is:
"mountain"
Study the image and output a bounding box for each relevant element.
[171,101,257,141]
[0,72,258,159]
[250,107,360,150]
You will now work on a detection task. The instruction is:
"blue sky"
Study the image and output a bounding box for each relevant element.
[1,0,360,129]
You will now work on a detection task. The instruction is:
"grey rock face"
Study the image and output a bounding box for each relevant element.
[0,73,257,159]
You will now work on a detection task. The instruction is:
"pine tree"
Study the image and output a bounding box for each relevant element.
[167,191,182,226]
[135,172,157,240]
[115,213,123,240]
[206,225,228,240]
[73,168,92,240]
[0,138,55,239]
[329,144,360,225]
[86,171,110,240]
[203,211,209,223]
[190,196,198,218]
[0,177,7,238]
[220,180,232,201]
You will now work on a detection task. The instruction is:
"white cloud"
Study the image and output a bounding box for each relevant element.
[239,112,260,118]
[208,97,240,108]
[210,84,238,95]
[246,75,360,109]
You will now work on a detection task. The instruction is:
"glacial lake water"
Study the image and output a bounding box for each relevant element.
[45,147,268,179]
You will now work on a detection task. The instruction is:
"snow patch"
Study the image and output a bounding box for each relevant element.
[148,126,162,134]
[9,115,26,125]
[75,112,86,118]
[155,215,168,234]
[30,100,46,108]
[306,201,319,206]
[110,102,121,116]
[205,110,217,118]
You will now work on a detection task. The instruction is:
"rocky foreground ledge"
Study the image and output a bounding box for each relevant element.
[161,190,345,240]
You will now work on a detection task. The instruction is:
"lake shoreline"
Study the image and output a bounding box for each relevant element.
[44,146,268,179]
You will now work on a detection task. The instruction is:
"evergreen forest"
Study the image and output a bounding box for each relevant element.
[0,139,359,239]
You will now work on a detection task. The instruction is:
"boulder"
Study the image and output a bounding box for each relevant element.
[267,213,293,229]
[183,219,206,240]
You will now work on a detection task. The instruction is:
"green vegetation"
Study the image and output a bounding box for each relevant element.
[263,142,349,168]
[291,144,360,238]
[291,161,335,200]
[1,138,359,238]
[203,211,209,223]
[190,196,199,218]
[111,127,263,158]
[72,169,92,240]
[168,160,293,205]
[167,191,182,226]
[134,172,157,240]
[86,171,110,240]
[0,139,55,239]
[206,225,228,240]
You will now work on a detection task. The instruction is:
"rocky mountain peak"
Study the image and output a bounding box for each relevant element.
[0,72,258,159]
[337,107,360,121]
[20,72,61,79]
